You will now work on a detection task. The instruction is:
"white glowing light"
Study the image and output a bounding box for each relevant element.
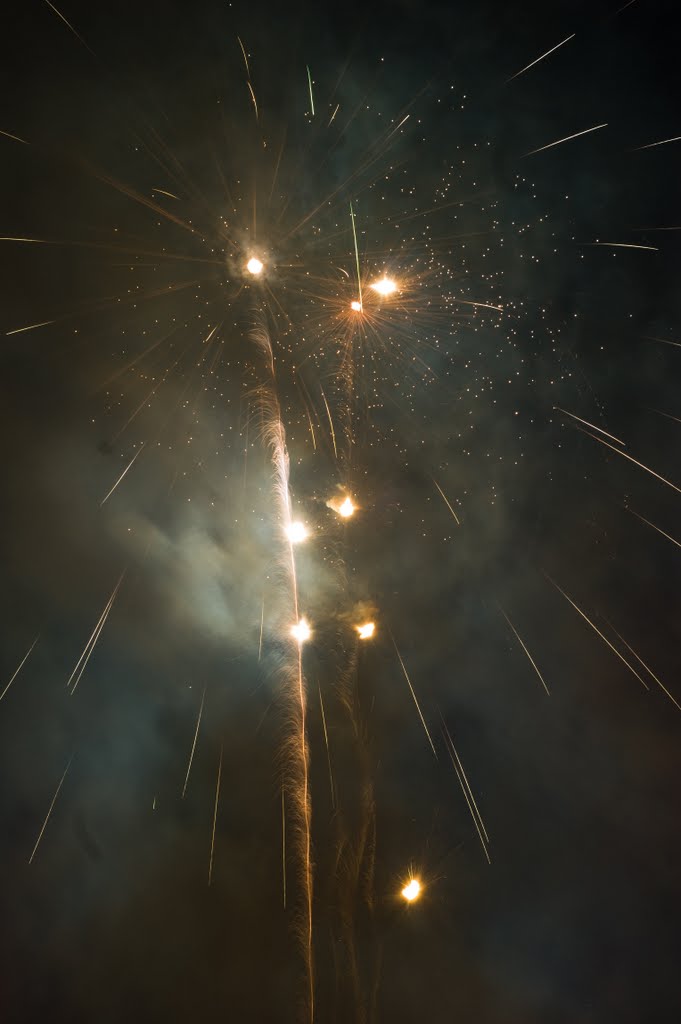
[351,300,362,312]
[356,622,375,640]
[338,497,355,518]
[370,277,397,296]
[291,618,311,644]
[286,521,309,544]
[246,257,264,275]
[401,878,421,902]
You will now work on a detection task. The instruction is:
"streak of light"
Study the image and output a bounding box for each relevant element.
[349,200,363,311]
[28,755,73,864]
[545,576,649,690]
[67,572,125,694]
[100,443,146,506]
[432,478,460,525]
[286,521,309,544]
[237,35,251,78]
[318,683,336,808]
[258,596,265,661]
[43,0,96,56]
[306,65,315,116]
[524,122,607,157]
[328,103,340,126]
[320,385,338,458]
[369,277,398,296]
[453,297,504,312]
[247,81,259,120]
[208,744,223,886]
[151,188,180,200]
[507,33,576,82]
[608,624,681,713]
[385,113,410,141]
[441,719,491,863]
[584,242,659,251]
[580,429,681,496]
[291,618,312,644]
[633,134,681,151]
[498,604,550,696]
[401,878,421,902]
[390,634,437,759]
[554,406,625,447]
[282,787,287,909]
[628,509,681,550]
[6,320,55,336]
[643,335,681,350]
[356,622,375,640]
[649,407,681,426]
[247,256,264,275]
[182,686,206,798]
[0,128,29,145]
[0,635,40,703]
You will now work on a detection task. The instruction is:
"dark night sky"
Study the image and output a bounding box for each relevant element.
[1,1,680,1021]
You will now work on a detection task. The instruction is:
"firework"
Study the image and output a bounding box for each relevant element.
[401,878,421,902]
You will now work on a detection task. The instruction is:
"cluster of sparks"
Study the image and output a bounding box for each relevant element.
[2,7,681,1022]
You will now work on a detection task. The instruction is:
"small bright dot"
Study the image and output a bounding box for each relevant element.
[351,300,362,312]
[338,497,355,518]
[401,878,421,902]
[291,618,311,644]
[247,257,263,275]
[356,622,375,640]
[286,521,308,544]
[370,277,397,296]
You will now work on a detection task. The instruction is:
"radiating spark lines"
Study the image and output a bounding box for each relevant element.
[390,633,437,759]
[441,720,490,864]
[66,573,125,694]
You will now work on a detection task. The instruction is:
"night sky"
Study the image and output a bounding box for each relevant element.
[1,1,680,1021]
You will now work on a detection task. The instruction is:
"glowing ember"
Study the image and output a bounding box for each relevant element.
[286,521,309,544]
[246,257,264,275]
[370,276,397,296]
[356,622,375,640]
[350,299,362,312]
[401,878,421,902]
[338,497,355,518]
[291,618,311,644]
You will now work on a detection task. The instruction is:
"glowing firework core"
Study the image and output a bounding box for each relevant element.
[351,300,362,312]
[338,497,355,518]
[246,257,264,275]
[370,277,397,296]
[356,622,375,640]
[291,618,311,644]
[401,878,421,902]
[286,521,309,544]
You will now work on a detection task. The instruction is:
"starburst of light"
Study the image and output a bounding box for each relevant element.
[246,256,263,275]
[286,521,309,544]
[291,618,312,644]
[401,878,421,902]
[338,497,355,518]
[369,276,397,296]
[356,622,375,640]
[350,299,362,312]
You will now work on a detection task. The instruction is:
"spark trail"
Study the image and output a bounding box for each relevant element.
[29,755,73,864]
[0,636,40,703]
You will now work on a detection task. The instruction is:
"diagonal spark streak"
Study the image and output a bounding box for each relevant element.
[391,634,437,759]
[432,478,460,525]
[1,636,40,703]
[628,509,681,550]
[498,604,550,696]
[581,429,681,496]
[524,122,607,157]
[182,686,206,798]
[554,406,625,447]
[507,33,575,82]
[0,128,29,145]
[29,755,74,864]
[67,573,125,693]
[100,443,146,506]
[208,744,223,886]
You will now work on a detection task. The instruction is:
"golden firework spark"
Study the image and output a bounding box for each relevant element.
[286,521,309,544]
[291,618,312,644]
[370,276,398,296]
[338,496,355,518]
[356,622,375,640]
[401,877,421,902]
[350,299,362,312]
[246,256,264,275]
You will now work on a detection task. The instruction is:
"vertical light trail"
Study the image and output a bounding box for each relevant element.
[208,744,223,887]
[182,685,206,798]
[250,314,314,1022]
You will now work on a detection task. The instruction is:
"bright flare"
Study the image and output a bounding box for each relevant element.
[246,257,264,275]
[291,618,311,644]
[338,497,355,518]
[356,622,375,640]
[286,521,309,544]
[401,878,421,902]
[370,277,397,296]
[350,300,362,312]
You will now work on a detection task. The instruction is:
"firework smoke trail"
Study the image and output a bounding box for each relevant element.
[250,312,314,1021]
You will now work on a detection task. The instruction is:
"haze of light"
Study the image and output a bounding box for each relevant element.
[356,622,375,640]
[370,277,397,296]
[286,521,309,544]
[247,257,263,275]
